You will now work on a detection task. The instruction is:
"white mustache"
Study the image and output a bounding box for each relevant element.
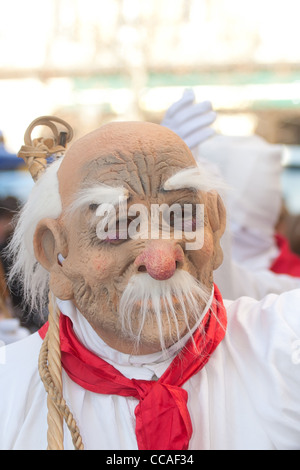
[119,269,211,354]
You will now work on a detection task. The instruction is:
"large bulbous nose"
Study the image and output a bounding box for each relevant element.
[134,241,184,280]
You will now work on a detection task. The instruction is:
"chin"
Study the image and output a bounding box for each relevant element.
[121,305,195,355]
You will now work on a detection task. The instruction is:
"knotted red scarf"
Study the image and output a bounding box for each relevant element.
[39,284,227,450]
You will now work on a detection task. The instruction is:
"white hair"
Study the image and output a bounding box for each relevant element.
[7,158,63,314]
[163,166,228,193]
[68,184,128,215]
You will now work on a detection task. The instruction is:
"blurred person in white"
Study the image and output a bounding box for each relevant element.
[0,296,29,345]
[0,116,299,451]
[162,89,300,300]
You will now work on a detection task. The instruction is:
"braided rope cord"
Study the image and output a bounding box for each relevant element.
[20,115,82,449]
[38,294,84,450]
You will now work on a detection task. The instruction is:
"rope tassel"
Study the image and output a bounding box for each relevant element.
[18,116,73,181]
[20,115,82,449]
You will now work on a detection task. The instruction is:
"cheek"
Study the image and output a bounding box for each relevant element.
[186,232,215,270]
[92,256,109,274]
[200,234,215,259]
[89,254,114,281]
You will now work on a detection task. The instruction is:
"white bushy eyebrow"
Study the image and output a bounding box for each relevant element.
[163,166,225,193]
[68,184,129,214]
[68,165,226,215]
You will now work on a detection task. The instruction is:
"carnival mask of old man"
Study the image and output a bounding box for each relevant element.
[18,121,226,355]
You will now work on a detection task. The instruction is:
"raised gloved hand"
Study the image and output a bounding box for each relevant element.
[161,89,217,149]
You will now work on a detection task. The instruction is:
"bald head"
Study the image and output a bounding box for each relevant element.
[57,121,197,209]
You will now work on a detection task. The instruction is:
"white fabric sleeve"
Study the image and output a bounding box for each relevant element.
[214,228,300,301]
[224,290,300,449]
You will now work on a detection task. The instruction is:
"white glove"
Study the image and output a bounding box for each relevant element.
[161,89,217,149]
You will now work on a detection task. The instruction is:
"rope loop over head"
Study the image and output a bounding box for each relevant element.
[18,116,73,182]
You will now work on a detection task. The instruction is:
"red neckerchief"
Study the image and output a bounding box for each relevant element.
[270,233,300,277]
[39,284,227,450]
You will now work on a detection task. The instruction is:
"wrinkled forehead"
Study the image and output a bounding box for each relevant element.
[58,121,196,207]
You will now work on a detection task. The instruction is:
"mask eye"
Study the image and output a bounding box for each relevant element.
[182,205,198,232]
[162,204,198,232]
[102,218,131,244]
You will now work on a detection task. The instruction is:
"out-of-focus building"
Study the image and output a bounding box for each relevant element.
[1,0,300,145]
[1,0,300,209]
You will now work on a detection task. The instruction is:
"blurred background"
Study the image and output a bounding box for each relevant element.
[1,0,300,333]
[0,0,300,208]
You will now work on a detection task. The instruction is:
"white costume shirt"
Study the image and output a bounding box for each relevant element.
[0,289,299,450]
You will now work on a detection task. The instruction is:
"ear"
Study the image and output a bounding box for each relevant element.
[206,191,227,270]
[33,218,74,300]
